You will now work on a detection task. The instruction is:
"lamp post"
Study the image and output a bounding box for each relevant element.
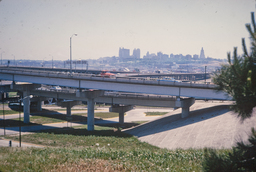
[70,34,77,74]
[1,51,4,65]
[12,54,15,66]
[205,66,207,84]
[50,55,53,69]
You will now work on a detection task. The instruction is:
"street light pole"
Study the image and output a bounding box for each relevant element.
[70,34,77,74]
[1,52,4,65]
[205,66,207,84]
[12,54,15,66]
[50,55,53,69]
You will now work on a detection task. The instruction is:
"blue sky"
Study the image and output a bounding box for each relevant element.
[0,0,254,61]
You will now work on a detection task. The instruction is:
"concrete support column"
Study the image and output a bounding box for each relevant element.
[66,103,71,116]
[57,100,82,117]
[175,97,195,118]
[76,90,104,131]
[37,101,42,111]
[119,112,125,124]
[181,107,190,118]
[109,105,133,125]
[23,90,30,124]
[87,98,95,131]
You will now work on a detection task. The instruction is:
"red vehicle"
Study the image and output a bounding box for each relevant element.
[100,70,116,78]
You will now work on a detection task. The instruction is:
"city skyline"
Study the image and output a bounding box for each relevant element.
[0,0,254,61]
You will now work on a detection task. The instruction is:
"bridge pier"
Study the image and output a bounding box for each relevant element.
[76,90,104,131]
[175,97,195,118]
[109,105,133,124]
[36,99,43,111]
[23,90,30,124]
[10,83,41,124]
[57,100,82,117]
[87,98,95,131]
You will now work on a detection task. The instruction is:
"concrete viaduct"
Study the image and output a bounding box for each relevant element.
[0,67,230,131]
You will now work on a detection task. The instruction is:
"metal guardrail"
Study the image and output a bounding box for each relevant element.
[0,68,215,89]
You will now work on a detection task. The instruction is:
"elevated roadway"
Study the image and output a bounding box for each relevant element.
[0,67,231,130]
[0,67,229,100]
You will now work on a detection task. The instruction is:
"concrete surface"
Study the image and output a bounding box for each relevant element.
[2,101,255,150]
[124,101,256,149]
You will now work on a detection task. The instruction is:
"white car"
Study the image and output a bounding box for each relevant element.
[50,86,62,91]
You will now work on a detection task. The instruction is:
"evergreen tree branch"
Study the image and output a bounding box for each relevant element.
[242,38,249,57]
[251,12,256,33]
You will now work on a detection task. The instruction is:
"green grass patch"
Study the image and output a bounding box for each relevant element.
[73,112,119,119]
[2,125,210,171]
[8,92,18,97]
[12,116,65,125]
[0,147,206,171]
[131,121,148,125]
[0,112,122,127]
[145,112,169,116]
[0,110,20,115]
[52,109,86,111]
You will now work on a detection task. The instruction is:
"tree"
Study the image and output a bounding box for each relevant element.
[212,12,256,120]
[203,12,256,172]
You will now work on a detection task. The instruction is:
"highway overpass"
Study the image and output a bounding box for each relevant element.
[0,67,231,130]
[0,67,228,100]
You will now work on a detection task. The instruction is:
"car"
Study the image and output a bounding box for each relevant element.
[50,86,62,91]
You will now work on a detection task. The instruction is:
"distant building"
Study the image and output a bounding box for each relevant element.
[157,52,163,59]
[185,54,192,60]
[132,48,140,59]
[162,54,169,60]
[193,54,199,59]
[174,54,180,59]
[200,47,205,59]
[119,47,130,58]
[143,51,157,59]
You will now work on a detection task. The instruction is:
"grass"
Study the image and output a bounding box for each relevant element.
[0,110,120,127]
[8,92,18,97]
[13,116,66,125]
[145,112,169,116]
[1,125,210,171]
[0,109,20,115]
[51,109,86,111]
[73,112,119,119]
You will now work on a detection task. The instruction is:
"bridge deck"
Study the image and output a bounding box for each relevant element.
[0,67,230,100]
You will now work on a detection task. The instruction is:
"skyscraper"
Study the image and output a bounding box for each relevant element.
[200,47,205,59]
[119,47,130,58]
[132,48,140,59]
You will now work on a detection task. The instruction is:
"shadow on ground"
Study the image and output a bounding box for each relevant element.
[124,105,230,137]
[39,126,133,138]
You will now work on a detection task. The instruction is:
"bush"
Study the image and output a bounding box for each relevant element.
[202,128,256,172]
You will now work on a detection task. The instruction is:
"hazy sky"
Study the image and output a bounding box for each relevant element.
[0,0,255,61]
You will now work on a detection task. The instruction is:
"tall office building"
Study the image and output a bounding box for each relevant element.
[200,47,205,59]
[119,47,130,58]
[132,48,140,59]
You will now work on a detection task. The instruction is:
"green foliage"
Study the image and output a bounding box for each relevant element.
[205,12,256,172]
[228,128,256,171]
[202,148,234,172]
[203,128,256,172]
[213,12,256,120]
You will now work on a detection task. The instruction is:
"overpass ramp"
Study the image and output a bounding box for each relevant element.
[124,101,256,149]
